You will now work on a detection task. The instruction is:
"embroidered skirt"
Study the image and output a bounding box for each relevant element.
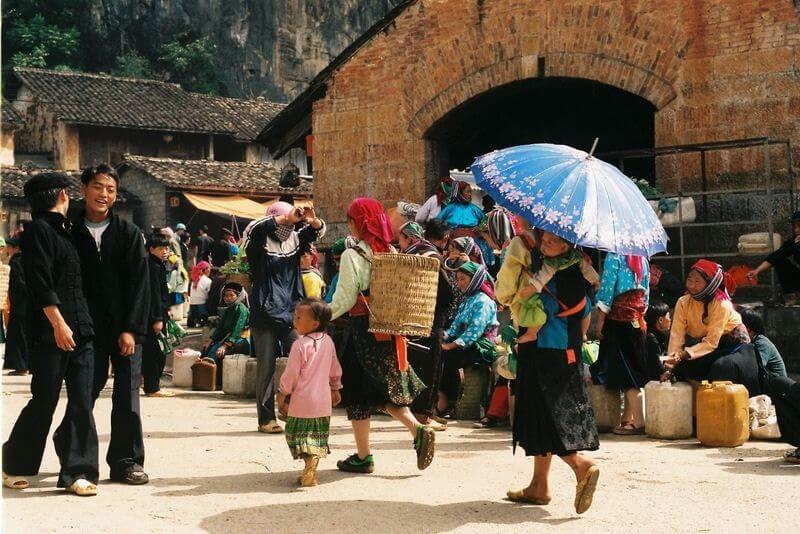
[285,416,331,459]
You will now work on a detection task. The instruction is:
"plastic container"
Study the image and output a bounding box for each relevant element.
[696,381,749,447]
[245,358,258,398]
[274,357,289,393]
[644,381,694,439]
[172,349,201,388]
[587,384,621,433]
[222,354,249,396]
[192,357,217,391]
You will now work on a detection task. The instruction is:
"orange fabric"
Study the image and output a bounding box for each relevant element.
[395,335,409,372]
[728,264,756,287]
[566,348,577,364]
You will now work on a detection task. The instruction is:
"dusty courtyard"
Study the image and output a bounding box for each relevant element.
[1,373,798,534]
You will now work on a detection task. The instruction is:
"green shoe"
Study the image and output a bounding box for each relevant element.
[415,425,436,470]
[337,453,375,473]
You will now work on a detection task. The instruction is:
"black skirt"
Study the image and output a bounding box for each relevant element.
[513,342,599,457]
[597,318,655,390]
[339,316,425,410]
[409,329,444,415]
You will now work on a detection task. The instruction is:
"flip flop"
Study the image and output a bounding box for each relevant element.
[3,472,29,490]
[506,489,551,505]
[66,478,97,497]
[613,423,645,435]
[574,465,600,514]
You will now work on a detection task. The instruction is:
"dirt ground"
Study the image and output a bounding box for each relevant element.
[2,373,798,534]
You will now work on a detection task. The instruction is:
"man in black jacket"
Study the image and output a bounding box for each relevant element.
[72,164,151,485]
[2,172,99,496]
[143,233,173,397]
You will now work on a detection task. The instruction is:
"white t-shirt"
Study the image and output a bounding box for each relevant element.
[415,195,442,224]
[189,275,212,305]
[84,218,111,251]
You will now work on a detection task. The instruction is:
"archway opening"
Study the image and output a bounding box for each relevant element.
[423,77,656,187]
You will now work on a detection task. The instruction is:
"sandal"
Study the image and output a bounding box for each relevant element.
[66,478,97,497]
[258,420,283,434]
[784,448,800,464]
[3,472,29,490]
[473,417,499,429]
[111,467,149,485]
[574,465,600,514]
[414,425,436,470]
[506,489,551,505]
[613,422,645,435]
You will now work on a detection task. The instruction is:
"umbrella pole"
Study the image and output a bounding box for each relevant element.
[588,137,599,157]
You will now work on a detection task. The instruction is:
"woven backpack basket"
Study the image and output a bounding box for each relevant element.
[367,253,439,337]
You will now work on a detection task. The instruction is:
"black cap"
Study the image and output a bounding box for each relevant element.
[23,172,71,198]
[792,211,800,222]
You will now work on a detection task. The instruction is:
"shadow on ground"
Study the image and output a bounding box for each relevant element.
[198,499,583,533]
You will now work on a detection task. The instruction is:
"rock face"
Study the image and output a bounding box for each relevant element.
[88,0,402,101]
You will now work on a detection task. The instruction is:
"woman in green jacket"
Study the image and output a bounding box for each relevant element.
[202,282,251,363]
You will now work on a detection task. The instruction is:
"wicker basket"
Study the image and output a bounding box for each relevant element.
[367,253,439,337]
[225,272,252,295]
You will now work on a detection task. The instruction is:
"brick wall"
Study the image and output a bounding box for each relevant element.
[120,168,166,231]
[310,0,800,237]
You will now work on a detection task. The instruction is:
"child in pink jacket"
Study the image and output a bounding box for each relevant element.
[277,299,342,487]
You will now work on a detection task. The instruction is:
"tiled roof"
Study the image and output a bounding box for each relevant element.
[13,68,283,141]
[1,167,129,203]
[119,154,312,195]
[1,98,24,128]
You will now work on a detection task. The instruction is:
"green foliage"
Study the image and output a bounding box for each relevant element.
[112,50,153,79]
[6,14,80,70]
[630,176,661,198]
[158,36,220,94]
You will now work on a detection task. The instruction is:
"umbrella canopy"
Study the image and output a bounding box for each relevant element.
[471,143,667,257]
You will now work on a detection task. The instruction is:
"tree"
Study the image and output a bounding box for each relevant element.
[112,50,153,80]
[5,14,80,70]
[158,36,220,94]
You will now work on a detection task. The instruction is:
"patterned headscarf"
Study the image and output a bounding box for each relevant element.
[435,176,455,205]
[399,221,425,240]
[449,181,472,205]
[690,259,736,322]
[451,236,484,264]
[347,198,394,253]
[487,208,516,249]
[266,201,296,242]
[458,261,495,299]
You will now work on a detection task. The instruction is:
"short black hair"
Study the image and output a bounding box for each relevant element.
[199,225,208,234]
[80,163,119,185]
[297,298,331,332]
[425,219,451,241]
[27,187,65,213]
[738,306,764,336]
[645,299,670,327]
[146,232,170,249]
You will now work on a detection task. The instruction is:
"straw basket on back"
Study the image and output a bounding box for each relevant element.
[367,253,439,337]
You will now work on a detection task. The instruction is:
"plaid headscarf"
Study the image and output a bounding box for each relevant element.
[458,261,495,299]
[487,208,516,248]
[690,259,735,322]
[451,236,484,264]
[399,221,425,240]
[435,176,455,205]
[449,181,472,205]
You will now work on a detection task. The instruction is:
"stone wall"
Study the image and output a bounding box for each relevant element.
[757,305,800,379]
[120,168,167,231]
[309,0,800,236]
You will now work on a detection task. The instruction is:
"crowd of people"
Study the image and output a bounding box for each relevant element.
[1,168,798,512]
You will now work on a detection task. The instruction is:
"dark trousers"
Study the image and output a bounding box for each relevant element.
[2,341,99,487]
[440,345,483,403]
[142,332,165,394]
[768,375,800,448]
[675,344,762,395]
[92,338,145,476]
[251,324,297,425]
[774,257,800,294]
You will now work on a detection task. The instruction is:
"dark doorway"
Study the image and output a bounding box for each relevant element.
[424,77,656,189]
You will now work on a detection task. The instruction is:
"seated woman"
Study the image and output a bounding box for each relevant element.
[438,262,499,417]
[663,260,761,394]
[415,176,454,225]
[202,282,251,364]
[435,182,485,230]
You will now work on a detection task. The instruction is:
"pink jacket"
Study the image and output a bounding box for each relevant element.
[279,333,342,418]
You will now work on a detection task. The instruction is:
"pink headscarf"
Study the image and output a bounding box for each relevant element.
[266,201,296,242]
[191,261,210,289]
[347,198,393,253]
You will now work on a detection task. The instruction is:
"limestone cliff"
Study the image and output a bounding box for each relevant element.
[87,0,402,101]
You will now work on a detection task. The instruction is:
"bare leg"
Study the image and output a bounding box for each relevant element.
[384,404,421,439]
[436,391,449,413]
[624,388,645,428]
[560,452,596,482]
[351,419,371,459]
[521,454,553,501]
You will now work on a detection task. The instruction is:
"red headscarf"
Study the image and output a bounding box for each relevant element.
[626,255,646,284]
[690,259,736,301]
[347,198,394,253]
[191,261,210,289]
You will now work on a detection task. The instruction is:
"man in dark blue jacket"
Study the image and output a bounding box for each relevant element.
[72,164,151,485]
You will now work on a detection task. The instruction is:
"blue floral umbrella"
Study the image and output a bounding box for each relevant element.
[471,143,667,257]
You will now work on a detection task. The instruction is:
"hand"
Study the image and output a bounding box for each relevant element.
[286,207,304,225]
[152,321,164,334]
[301,207,317,223]
[53,319,76,352]
[746,270,758,281]
[215,346,226,358]
[459,253,470,263]
[442,342,458,351]
[118,332,136,357]
[518,284,537,300]
[592,279,600,291]
[331,389,342,407]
